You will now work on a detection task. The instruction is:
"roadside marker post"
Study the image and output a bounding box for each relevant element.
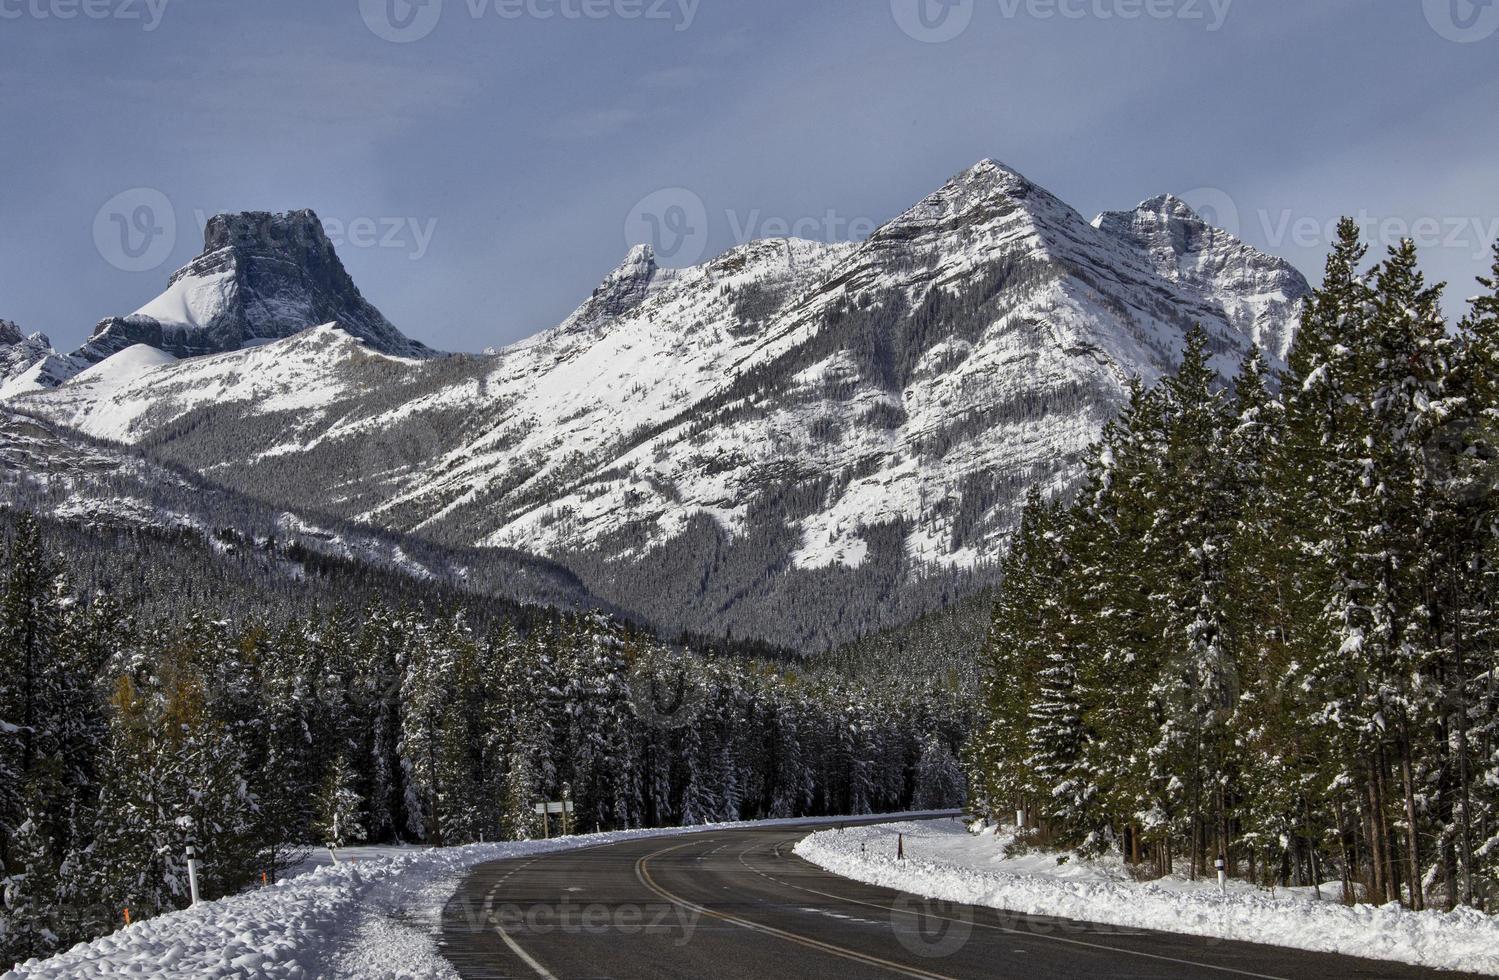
[185,846,201,906]
[897,833,905,861]
[1215,855,1227,894]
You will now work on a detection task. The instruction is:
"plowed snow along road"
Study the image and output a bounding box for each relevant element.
[438,818,1478,980]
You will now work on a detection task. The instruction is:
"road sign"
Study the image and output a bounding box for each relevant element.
[534,799,575,838]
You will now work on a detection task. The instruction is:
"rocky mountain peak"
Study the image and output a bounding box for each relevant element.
[1093,193,1224,255]
[0,321,76,399]
[201,208,330,255]
[907,158,1046,218]
[558,244,665,334]
[1093,195,1310,361]
[864,159,1084,266]
[75,209,434,365]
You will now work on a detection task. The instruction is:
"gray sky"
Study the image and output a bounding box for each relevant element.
[2,0,1497,353]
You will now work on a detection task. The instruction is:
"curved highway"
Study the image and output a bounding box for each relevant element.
[438,818,1475,979]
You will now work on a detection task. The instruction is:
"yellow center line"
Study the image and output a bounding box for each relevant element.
[636,840,962,980]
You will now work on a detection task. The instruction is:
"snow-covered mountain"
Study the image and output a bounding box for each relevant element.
[0,211,436,400]
[0,320,82,399]
[0,403,602,612]
[78,209,434,364]
[15,160,1309,648]
[1091,194,1305,361]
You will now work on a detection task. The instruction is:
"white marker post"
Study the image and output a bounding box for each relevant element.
[1215,854,1227,894]
[186,846,201,906]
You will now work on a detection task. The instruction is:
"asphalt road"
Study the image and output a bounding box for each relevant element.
[438,818,1480,980]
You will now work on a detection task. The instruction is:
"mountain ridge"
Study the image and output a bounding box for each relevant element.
[8,159,1311,648]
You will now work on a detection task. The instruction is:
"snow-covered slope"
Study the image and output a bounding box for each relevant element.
[0,404,602,613]
[18,160,1309,648]
[796,820,1499,975]
[1092,194,1308,361]
[0,321,82,400]
[33,324,415,444]
[76,209,434,364]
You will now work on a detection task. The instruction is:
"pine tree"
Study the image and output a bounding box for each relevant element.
[315,753,366,848]
[1,805,62,966]
[971,487,1054,826]
[912,737,965,810]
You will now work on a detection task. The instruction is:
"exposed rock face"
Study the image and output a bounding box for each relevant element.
[1093,195,1309,361]
[22,161,1310,649]
[558,244,670,334]
[78,209,434,363]
[0,322,81,399]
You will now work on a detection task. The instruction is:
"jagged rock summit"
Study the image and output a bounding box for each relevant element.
[0,320,81,399]
[78,209,434,364]
[1093,193,1308,360]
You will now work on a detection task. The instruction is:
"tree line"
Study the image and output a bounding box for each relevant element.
[967,228,1499,911]
[0,511,967,965]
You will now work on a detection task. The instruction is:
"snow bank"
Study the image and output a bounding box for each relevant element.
[4,813,951,980]
[794,820,1499,976]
